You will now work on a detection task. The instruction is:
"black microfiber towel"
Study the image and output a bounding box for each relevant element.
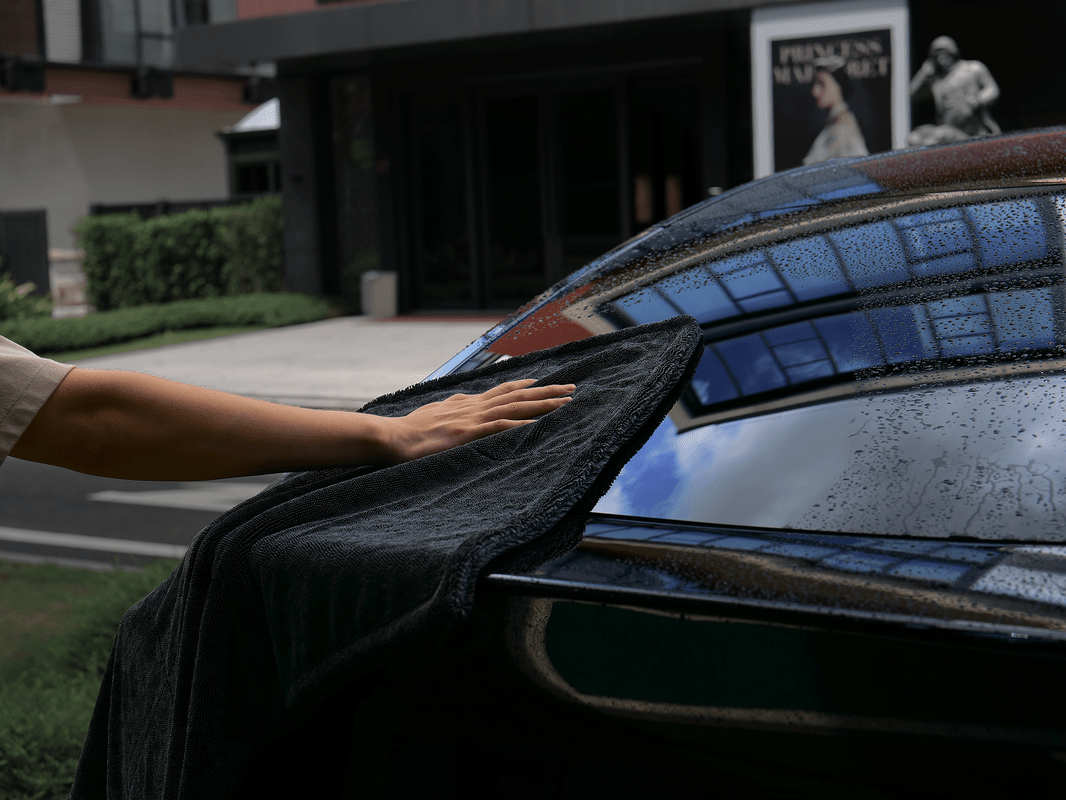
[68,315,703,800]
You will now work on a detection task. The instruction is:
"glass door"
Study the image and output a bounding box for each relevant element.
[479,86,625,305]
[481,94,547,308]
[555,87,624,277]
[408,97,477,308]
[630,76,702,230]
[402,75,697,310]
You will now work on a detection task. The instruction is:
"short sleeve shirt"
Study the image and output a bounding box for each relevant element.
[0,335,73,465]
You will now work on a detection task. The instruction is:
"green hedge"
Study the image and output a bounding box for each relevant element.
[0,293,336,356]
[75,197,284,311]
[218,199,285,295]
[75,213,142,311]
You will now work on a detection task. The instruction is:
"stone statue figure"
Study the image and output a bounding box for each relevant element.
[908,36,1001,147]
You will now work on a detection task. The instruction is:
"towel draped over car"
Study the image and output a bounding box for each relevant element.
[68,315,703,800]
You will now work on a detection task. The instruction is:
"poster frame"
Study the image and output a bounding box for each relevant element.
[751,0,910,178]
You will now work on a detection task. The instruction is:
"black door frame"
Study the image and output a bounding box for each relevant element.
[393,61,709,311]
[404,89,483,310]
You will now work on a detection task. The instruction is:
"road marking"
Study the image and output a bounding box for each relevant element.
[89,482,271,513]
[0,549,147,572]
[0,526,187,558]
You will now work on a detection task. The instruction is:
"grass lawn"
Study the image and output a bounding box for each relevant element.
[51,324,272,361]
[0,560,116,682]
[0,558,178,800]
[0,559,160,682]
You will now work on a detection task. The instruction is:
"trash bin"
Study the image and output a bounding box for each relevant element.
[360,270,397,317]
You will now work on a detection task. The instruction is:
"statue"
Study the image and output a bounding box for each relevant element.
[908,36,1000,146]
[803,55,869,165]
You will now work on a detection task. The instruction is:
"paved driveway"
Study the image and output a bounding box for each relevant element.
[69,316,502,409]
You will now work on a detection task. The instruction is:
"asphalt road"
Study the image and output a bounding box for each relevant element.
[0,316,503,572]
[0,458,279,570]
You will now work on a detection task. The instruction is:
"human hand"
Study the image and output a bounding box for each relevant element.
[382,379,575,464]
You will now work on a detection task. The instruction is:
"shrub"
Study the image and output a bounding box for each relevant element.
[0,256,53,322]
[74,214,143,311]
[0,269,53,322]
[137,210,229,304]
[74,199,286,311]
[0,293,336,355]
[219,197,285,294]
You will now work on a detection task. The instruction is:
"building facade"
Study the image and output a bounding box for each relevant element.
[0,0,258,310]
[175,0,1066,312]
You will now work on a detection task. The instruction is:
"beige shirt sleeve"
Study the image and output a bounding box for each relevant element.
[0,335,74,465]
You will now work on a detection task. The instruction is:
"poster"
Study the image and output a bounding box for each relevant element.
[751,1,909,178]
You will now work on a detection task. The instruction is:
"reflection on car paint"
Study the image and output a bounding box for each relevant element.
[593,373,1066,541]
[522,517,1066,629]
[581,520,1006,587]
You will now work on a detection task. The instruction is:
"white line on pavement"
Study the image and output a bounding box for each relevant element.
[0,549,147,572]
[0,526,188,558]
[89,482,271,513]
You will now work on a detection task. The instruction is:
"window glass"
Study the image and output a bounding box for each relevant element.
[714,335,787,395]
[969,199,1046,268]
[770,237,849,301]
[616,286,678,326]
[689,348,739,406]
[829,222,908,288]
[588,190,1066,541]
[657,270,738,322]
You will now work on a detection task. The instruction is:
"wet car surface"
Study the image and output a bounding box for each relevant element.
[254,131,1066,798]
[457,129,1066,621]
[459,130,1066,795]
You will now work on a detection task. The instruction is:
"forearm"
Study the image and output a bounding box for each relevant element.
[12,368,395,480]
[10,368,573,480]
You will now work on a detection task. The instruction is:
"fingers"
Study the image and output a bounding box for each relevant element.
[465,383,576,424]
[479,396,572,425]
[473,378,539,400]
[495,385,576,408]
[479,379,537,398]
[454,380,575,405]
[479,379,576,399]
[386,379,576,463]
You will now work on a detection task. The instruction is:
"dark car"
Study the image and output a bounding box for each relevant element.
[263,130,1066,797]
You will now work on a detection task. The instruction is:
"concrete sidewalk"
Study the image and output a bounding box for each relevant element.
[68,316,503,409]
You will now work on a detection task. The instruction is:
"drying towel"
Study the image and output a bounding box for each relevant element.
[68,315,703,800]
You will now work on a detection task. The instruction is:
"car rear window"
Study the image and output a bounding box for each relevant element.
[478,186,1066,542]
[593,189,1066,541]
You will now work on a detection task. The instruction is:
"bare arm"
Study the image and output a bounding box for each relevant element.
[10,368,573,480]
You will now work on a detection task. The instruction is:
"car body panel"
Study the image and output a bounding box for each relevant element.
[427,131,1066,791]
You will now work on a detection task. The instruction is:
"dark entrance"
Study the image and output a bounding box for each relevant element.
[0,210,50,295]
[402,76,702,311]
[408,96,477,308]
